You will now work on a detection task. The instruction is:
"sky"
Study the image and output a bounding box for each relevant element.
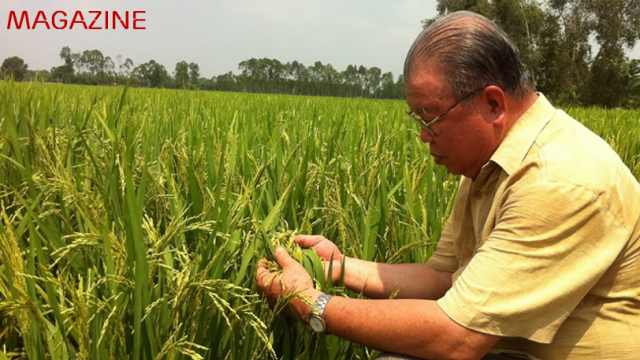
[3,1,640,80]
[1,0,441,79]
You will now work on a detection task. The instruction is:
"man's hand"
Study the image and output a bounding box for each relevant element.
[295,235,344,284]
[256,247,322,321]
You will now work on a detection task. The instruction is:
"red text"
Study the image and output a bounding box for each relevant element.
[7,10,146,29]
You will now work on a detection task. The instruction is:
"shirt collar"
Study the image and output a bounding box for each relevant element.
[490,93,556,176]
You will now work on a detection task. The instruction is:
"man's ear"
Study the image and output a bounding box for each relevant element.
[479,86,507,126]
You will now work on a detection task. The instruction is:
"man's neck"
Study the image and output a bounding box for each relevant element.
[507,92,539,128]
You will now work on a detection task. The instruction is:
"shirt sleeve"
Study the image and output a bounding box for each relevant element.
[437,181,631,343]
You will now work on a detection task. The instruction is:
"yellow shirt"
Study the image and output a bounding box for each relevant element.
[427,94,640,359]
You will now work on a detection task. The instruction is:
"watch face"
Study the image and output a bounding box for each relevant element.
[309,316,325,333]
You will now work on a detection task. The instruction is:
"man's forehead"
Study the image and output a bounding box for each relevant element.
[406,66,451,103]
[407,61,448,85]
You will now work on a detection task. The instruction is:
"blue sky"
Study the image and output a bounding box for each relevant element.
[1,0,438,79]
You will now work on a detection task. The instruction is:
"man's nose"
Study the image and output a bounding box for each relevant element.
[420,128,435,143]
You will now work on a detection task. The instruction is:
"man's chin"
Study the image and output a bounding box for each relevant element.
[441,162,462,176]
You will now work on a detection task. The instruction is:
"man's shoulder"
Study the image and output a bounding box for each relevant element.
[525,110,633,190]
[505,110,640,227]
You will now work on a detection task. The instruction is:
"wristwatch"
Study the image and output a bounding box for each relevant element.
[308,294,332,334]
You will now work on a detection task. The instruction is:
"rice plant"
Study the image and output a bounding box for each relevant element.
[0,81,637,359]
[0,80,457,359]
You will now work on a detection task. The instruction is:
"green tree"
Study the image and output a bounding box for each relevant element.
[395,74,406,99]
[104,57,115,78]
[357,65,367,97]
[425,0,640,107]
[1,56,28,81]
[365,67,382,97]
[24,69,51,82]
[212,71,239,92]
[118,56,134,78]
[174,61,190,88]
[626,59,640,107]
[426,0,493,28]
[533,4,591,104]
[287,60,310,94]
[377,72,397,99]
[188,62,200,89]
[133,60,169,88]
[238,58,261,92]
[426,0,544,88]
[79,49,106,77]
[60,46,75,72]
[583,0,640,107]
[341,65,361,97]
[51,46,76,83]
[586,44,630,107]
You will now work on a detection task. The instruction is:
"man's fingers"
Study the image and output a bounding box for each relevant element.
[256,258,268,269]
[294,235,324,248]
[275,247,296,268]
[256,267,270,287]
[256,259,277,290]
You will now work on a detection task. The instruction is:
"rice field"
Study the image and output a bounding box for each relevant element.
[0,81,639,360]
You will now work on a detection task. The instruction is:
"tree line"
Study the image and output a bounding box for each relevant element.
[3,0,640,106]
[429,0,640,108]
[1,47,406,99]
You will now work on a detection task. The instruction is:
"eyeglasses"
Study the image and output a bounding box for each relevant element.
[406,88,484,137]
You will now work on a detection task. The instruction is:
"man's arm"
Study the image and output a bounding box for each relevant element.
[257,248,500,360]
[322,296,500,360]
[294,235,453,300]
[342,257,453,300]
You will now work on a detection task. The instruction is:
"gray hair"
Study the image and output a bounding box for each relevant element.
[404,11,534,101]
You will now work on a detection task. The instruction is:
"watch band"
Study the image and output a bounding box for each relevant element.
[312,294,332,317]
[309,294,333,333]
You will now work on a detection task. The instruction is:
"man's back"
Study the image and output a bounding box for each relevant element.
[495,105,640,359]
[429,95,640,359]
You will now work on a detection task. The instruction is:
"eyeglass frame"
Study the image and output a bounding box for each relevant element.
[405,87,485,137]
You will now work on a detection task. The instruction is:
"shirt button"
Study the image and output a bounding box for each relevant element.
[473,191,482,199]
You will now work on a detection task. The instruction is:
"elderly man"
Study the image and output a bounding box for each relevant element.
[257,11,640,360]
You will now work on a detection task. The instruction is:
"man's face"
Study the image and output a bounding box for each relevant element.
[405,66,496,179]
